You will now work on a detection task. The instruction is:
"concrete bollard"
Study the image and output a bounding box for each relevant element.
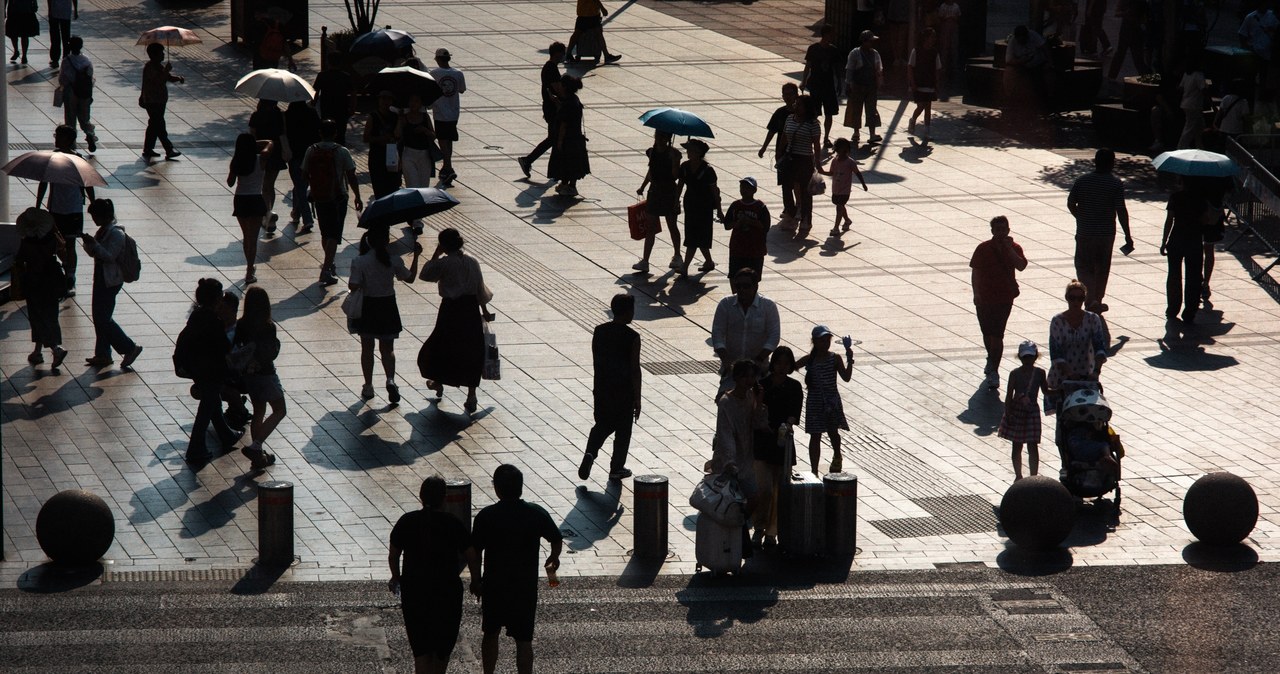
[633,475,668,560]
[824,473,858,557]
[443,479,472,533]
[257,481,294,567]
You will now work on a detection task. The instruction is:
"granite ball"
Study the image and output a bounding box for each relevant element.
[1184,472,1258,546]
[35,490,115,564]
[999,476,1076,550]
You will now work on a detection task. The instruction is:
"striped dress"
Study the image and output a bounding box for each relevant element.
[804,352,848,434]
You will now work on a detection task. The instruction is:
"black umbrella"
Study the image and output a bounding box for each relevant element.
[358,187,459,229]
[364,66,443,106]
[349,28,415,58]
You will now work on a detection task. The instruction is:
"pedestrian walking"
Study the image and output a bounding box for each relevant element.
[843,30,884,147]
[818,138,867,237]
[937,0,961,78]
[233,286,283,471]
[78,199,142,368]
[578,292,641,482]
[633,129,682,273]
[999,341,1049,481]
[471,464,564,674]
[418,228,492,416]
[227,132,272,284]
[783,96,822,238]
[16,207,69,370]
[429,48,466,187]
[722,178,771,282]
[35,124,93,297]
[758,83,798,225]
[6,0,39,65]
[388,476,480,674]
[1080,0,1113,56]
[711,267,779,398]
[1160,176,1211,324]
[179,278,240,462]
[1047,279,1108,388]
[312,60,354,146]
[906,28,942,142]
[397,93,439,235]
[139,42,184,160]
[350,228,422,402]
[283,99,321,233]
[1067,148,1132,313]
[302,119,363,286]
[217,290,251,432]
[517,42,565,178]
[364,91,404,200]
[57,36,96,152]
[970,215,1028,390]
[795,325,854,475]
[1106,0,1150,80]
[547,73,590,197]
[801,25,841,150]
[249,99,287,233]
[676,138,721,275]
[45,0,74,69]
[565,0,622,64]
[750,346,801,548]
[1176,55,1206,149]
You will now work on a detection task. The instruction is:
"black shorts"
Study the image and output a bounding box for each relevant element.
[402,578,464,659]
[913,88,938,105]
[232,194,268,218]
[574,15,602,31]
[832,193,849,206]
[435,121,459,142]
[481,584,537,642]
[975,303,1013,339]
[810,87,839,116]
[313,199,348,240]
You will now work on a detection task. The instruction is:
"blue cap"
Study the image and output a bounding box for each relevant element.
[812,325,834,339]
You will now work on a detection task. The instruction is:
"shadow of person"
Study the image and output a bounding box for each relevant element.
[531,193,582,225]
[22,372,108,419]
[1181,541,1260,572]
[17,562,104,593]
[994,543,1074,576]
[299,404,425,472]
[957,385,1004,437]
[514,180,556,207]
[898,138,934,163]
[179,473,260,538]
[676,575,778,638]
[128,445,205,524]
[559,483,624,553]
[818,236,861,257]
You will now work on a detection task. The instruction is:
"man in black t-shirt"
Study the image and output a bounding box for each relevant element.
[518,42,566,178]
[388,476,480,674]
[579,293,642,481]
[801,25,841,150]
[1160,178,1209,324]
[758,82,798,222]
[313,62,354,146]
[472,465,563,674]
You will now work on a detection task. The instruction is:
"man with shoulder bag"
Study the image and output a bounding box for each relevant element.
[57,36,96,152]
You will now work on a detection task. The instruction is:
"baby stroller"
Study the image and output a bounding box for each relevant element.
[1055,380,1124,514]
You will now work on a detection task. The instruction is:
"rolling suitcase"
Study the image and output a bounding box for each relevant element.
[778,432,826,556]
[574,26,603,63]
[695,514,741,575]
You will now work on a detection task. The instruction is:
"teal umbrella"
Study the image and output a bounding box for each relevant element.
[639,107,714,138]
[1151,149,1238,178]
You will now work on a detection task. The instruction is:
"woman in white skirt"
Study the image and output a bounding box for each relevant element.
[350,227,422,402]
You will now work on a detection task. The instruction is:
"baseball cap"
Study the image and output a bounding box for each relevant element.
[812,325,834,339]
[1018,340,1039,357]
[859,30,879,43]
[739,176,758,189]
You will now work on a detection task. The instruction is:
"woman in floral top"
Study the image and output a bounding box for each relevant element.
[1047,279,1108,388]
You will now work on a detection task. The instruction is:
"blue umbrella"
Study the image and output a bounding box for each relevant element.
[639,107,715,138]
[349,28,416,58]
[358,187,459,229]
[1151,149,1238,177]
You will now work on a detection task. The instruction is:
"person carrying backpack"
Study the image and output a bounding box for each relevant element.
[79,198,142,369]
[178,278,243,463]
[301,118,363,286]
[57,35,96,152]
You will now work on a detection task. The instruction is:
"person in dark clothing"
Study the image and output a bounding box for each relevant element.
[1107,0,1150,79]
[578,293,641,482]
[313,62,354,146]
[184,278,242,463]
[758,83,798,223]
[471,465,563,674]
[547,73,590,197]
[140,42,184,160]
[364,91,404,199]
[249,99,287,233]
[284,100,321,233]
[677,138,721,275]
[801,24,841,150]
[1161,177,1209,324]
[750,346,802,548]
[16,207,68,370]
[388,476,480,674]
[517,42,565,178]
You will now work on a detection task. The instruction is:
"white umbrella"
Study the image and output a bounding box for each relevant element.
[235,68,315,103]
[1151,149,1238,178]
[1,151,107,187]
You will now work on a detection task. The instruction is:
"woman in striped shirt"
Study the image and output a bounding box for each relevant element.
[783,95,822,238]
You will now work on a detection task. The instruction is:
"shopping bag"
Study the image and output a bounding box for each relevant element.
[482,323,501,380]
[53,86,64,108]
[384,143,400,172]
[627,200,648,240]
[808,173,827,195]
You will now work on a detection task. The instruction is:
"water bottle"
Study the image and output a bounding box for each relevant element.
[842,335,852,350]
[545,563,560,588]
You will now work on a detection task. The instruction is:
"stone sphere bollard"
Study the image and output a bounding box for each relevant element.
[999,476,1076,551]
[1184,472,1258,546]
[36,490,115,564]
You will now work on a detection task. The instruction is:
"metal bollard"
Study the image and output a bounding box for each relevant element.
[824,473,858,557]
[258,481,294,567]
[633,475,668,560]
[443,479,472,533]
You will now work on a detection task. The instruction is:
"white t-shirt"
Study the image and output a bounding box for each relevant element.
[1179,71,1205,112]
[429,66,467,122]
[350,250,411,298]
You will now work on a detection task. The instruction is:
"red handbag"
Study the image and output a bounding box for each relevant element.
[627,200,648,240]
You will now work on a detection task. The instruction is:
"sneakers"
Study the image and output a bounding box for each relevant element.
[121,345,144,369]
[51,347,68,369]
[631,260,649,273]
[361,383,375,400]
[668,255,683,269]
[85,355,114,367]
[27,351,44,365]
[86,136,97,153]
[517,156,532,178]
[604,53,623,64]
[578,452,595,480]
[164,150,182,160]
[829,227,841,238]
[868,134,883,144]
[265,213,278,236]
[608,467,633,480]
[697,261,716,272]
[985,371,999,390]
[319,265,339,286]
[387,382,400,404]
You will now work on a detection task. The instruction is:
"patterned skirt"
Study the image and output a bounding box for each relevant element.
[998,398,1042,444]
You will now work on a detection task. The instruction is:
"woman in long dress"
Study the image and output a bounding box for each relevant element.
[5,0,39,64]
[418,228,492,415]
[548,74,590,197]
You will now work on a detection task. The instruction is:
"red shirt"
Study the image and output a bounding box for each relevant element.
[726,199,771,257]
[970,238,1026,305]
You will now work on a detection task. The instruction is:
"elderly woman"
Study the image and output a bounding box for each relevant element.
[1047,279,1108,389]
[16,207,68,370]
[418,228,492,415]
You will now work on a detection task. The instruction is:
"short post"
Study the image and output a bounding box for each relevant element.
[257,481,294,567]
[824,473,858,557]
[319,26,327,71]
[633,475,668,560]
[443,479,472,533]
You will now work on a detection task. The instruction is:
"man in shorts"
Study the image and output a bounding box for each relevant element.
[471,464,563,674]
[388,476,479,674]
[758,82,798,224]
[970,215,1028,390]
[801,24,841,150]
[430,48,467,187]
[301,119,363,286]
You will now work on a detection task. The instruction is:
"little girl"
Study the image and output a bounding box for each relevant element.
[818,137,867,237]
[998,340,1050,480]
[795,325,854,475]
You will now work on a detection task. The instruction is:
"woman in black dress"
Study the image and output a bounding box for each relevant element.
[751,346,803,548]
[548,74,590,198]
[418,228,492,416]
[16,207,68,369]
[676,138,722,276]
[633,129,682,273]
[5,0,39,64]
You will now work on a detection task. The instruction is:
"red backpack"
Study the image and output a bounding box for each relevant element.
[306,145,340,202]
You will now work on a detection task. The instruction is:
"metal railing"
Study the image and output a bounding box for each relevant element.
[1225,135,1280,279]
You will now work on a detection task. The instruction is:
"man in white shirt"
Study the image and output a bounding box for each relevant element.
[1238,1,1278,63]
[429,48,467,187]
[711,269,780,398]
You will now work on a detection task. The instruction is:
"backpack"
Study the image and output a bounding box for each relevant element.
[115,226,141,283]
[173,322,197,379]
[70,62,92,99]
[306,145,341,202]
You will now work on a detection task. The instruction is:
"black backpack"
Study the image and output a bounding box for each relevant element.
[173,322,197,379]
[70,61,93,99]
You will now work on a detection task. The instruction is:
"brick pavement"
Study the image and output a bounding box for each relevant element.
[2,0,1279,585]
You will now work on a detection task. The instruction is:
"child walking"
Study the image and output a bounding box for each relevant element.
[998,340,1049,480]
[795,325,854,475]
[818,138,867,237]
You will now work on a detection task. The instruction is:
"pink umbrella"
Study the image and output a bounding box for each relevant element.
[1,151,107,187]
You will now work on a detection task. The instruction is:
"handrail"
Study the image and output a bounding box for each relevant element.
[1224,135,1280,279]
